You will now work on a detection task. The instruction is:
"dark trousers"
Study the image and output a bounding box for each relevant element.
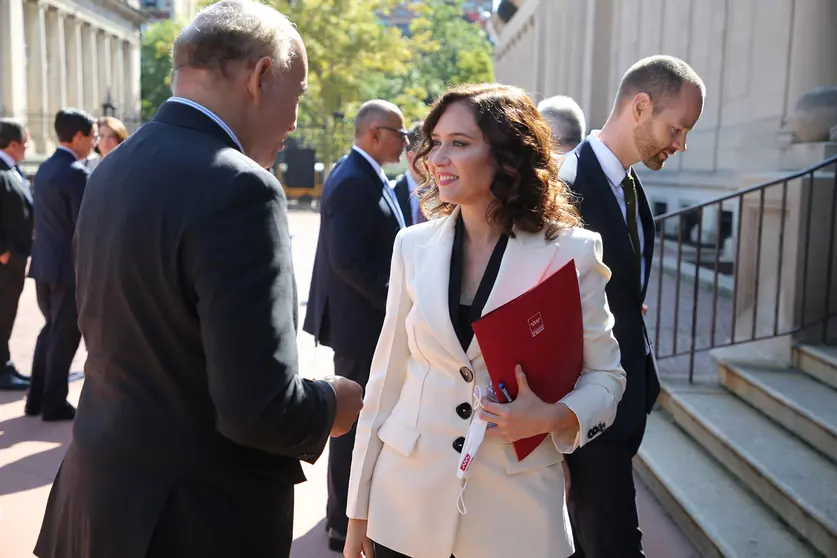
[28,281,81,412]
[566,354,654,558]
[0,262,26,365]
[372,542,455,558]
[326,351,373,536]
[146,481,294,558]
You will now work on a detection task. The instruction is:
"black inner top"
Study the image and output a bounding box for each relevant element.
[448,215,509,352]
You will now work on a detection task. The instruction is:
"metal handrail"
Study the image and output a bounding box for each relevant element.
[649,154,837,381]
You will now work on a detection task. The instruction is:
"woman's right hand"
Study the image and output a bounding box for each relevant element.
[344,518,374,558]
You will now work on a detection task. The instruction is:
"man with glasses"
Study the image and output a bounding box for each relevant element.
[304,99,408,552]
[26,108,97,421]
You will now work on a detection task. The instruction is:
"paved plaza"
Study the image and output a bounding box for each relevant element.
[0,210,697,557]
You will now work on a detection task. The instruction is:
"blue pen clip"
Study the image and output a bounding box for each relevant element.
[498,382,513,403]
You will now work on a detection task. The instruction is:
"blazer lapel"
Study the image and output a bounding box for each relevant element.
[465,230,561,361]
[634,170,656,299]
[577,141,643,297]
[414,209,469,364]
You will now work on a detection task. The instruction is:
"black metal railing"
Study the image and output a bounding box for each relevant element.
[648,155,837,381]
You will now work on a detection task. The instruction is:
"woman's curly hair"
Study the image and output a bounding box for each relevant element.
[414,83,581,240]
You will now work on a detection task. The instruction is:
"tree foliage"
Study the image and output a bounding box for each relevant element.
[140,19,182,121]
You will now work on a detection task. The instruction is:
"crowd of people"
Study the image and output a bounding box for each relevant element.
[0,0,707,557]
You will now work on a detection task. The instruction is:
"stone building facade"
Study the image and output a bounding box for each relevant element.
[492,0,837,244]
[0,0,146,168]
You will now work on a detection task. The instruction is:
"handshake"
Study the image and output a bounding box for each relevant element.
[321,376,365,437]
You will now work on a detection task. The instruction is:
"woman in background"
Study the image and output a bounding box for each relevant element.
[97,116,128,158]
[344,83,626,558]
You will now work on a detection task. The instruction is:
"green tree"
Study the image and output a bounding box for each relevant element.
[140,19,183,121]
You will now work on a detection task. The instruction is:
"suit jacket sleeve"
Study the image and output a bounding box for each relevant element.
[554,232,626,453]
[66,164,89,226]
[0,173,11,255]
[189,170,336,462]
[325,177,389,312]
[347,231,410,519]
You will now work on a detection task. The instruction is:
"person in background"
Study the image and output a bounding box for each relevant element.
[559,55,705,558]
[0,119,33,391]
[26,108,97,421]
[344,82,626,558]
[97,116,129,158]
[392,121,427,226]
[304,99,408,552]
[537,95,586,154]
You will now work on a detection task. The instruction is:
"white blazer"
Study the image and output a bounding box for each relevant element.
[347,209,626,558]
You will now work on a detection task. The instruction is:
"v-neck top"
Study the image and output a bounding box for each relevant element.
[448,216,509,352]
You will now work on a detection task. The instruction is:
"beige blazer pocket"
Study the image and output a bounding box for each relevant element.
[377,417,421,458]
[503,439,562,475]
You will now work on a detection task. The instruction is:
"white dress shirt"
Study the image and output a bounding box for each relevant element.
[405,172,422,225]
[352,145,406,229]
[168,97,245,153]
[0,150,17,172]
[587,132,646,289]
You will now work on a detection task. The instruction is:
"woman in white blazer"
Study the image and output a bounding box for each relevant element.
[344,83,626,558]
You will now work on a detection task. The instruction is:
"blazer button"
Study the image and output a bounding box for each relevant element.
[453,436,465,453]
[459,366,474,382]
[456,402,472,419]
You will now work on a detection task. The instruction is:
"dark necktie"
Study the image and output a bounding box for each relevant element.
[621,172,642,286]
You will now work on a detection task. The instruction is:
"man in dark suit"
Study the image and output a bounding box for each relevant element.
[392,121,426,226]
[34,2,362,557]
[25,109,97,420]
[303,99,408,550]
[559,55,705,558]
[0,119,33,391]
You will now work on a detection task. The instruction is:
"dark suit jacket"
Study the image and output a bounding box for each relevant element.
[559,139,661,443]
[303,149,401,362]
[34,102,336,558]
[393,173,413,227]
[28,148,88,284]
[0,158,34,268]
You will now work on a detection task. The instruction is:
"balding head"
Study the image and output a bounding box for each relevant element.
[169,0,309,169]
[537,95,586,153]
[615,55,705,115]
[172,0,301,79]
[353,100,407,166]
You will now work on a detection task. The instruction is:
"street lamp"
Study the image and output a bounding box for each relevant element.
[101,88,116,117]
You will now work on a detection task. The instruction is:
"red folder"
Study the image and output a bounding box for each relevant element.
[472,259,583,461]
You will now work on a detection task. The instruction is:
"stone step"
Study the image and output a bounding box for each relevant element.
[718,358,837,463]
[660,382,837,558]
[636,413,819,558]
[794,344,837,390]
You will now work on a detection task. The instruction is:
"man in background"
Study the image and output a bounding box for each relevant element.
[26,109,97,421]
[304,99,408,552]
[392,121,426,226]
[0,119,33,391]
[538,95,586,154]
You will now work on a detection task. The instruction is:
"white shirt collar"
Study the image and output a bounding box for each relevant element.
[57,145,79,160]
[352,145,388,184]
[0,150,16,169]
[167,97,245,153]
[587,131,629,188]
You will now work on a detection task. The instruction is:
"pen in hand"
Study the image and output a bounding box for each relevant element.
[498,382,513,403]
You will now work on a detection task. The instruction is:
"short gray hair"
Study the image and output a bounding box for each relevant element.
[537,95,586,150]
[172,0,300,78]
[617,55,705,113]
[354,100,401,138]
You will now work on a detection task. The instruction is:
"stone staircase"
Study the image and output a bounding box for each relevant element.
[635,343,837,558]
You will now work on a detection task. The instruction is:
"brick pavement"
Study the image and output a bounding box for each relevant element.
[0,209,697,558]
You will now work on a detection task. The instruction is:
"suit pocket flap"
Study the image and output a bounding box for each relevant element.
[377,417,420,458]
[503,438,561,475]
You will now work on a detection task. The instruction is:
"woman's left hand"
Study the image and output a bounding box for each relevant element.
[480,365,578,443]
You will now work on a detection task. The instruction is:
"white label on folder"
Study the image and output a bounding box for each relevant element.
[528,312,545,337]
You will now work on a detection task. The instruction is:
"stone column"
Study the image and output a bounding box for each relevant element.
[83,25,99,116]
[0,0,28,120]
[99,32,112,111]
[65,16,84,110]
[46,8,67,115]
[113,39,125,117]
[24,1,49,153]
[784,0,837,118]
[126,39,141,125]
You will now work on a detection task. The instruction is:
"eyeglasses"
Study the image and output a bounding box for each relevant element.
[376,126,410,138]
